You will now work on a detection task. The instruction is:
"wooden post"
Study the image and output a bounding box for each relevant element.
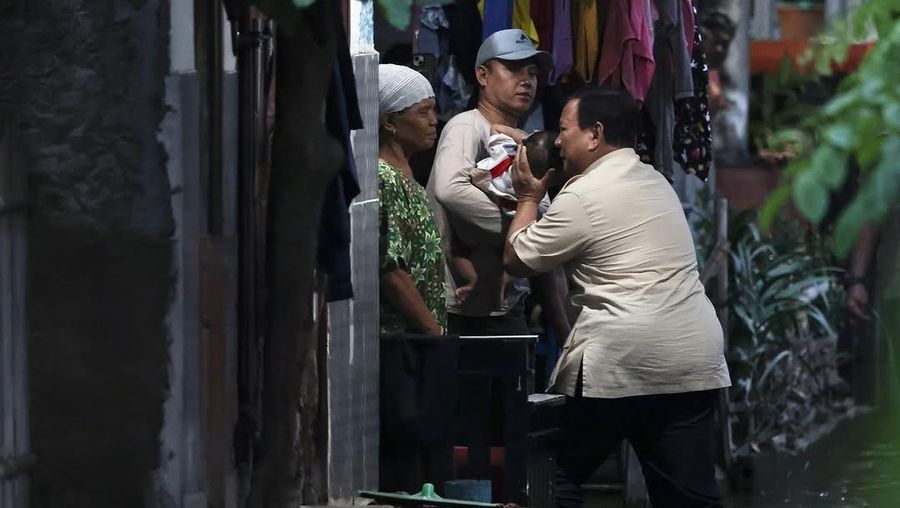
[248,3,340,506]
[715,196,734,468]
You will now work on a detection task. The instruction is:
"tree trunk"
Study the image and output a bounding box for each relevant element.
[249,2,342,505]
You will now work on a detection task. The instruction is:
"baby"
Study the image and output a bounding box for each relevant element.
[469,128,562,216]
[450,127,562,304]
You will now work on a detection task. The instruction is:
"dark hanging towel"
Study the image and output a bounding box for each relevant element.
[445,1,483,109]
[531,0,555,51]
[672,1,712,181]
[318,0,363,302]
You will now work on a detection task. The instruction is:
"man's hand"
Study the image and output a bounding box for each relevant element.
[491,124,529,144]
[511,145,555,204]
[846,283,871,321]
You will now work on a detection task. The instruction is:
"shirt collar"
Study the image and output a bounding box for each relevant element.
[561,148,637,189]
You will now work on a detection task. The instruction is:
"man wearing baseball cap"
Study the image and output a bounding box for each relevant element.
[426,29,555,335]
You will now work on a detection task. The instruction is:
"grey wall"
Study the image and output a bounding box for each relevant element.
[327,50,381,502]
[3,1,174,506]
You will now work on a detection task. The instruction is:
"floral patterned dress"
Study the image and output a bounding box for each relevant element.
[378,160,447,333]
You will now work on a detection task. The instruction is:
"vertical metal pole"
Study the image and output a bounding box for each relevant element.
[208,1,224,236]
[715,196,733,467]
[235,4,269,502]
[197,0,225,236]
[0,111,30,508]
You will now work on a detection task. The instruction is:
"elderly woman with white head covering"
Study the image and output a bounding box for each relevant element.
[377,64,445,334]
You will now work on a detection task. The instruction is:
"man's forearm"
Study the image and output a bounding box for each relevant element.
[849,223,879,278]
[503,199,540,277]
[436,175,506,245]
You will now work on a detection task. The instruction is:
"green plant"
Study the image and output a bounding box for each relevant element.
[750,56,825,156]
[727,214,846,451]
[761,1,900,257]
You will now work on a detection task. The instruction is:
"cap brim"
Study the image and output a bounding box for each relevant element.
[495,49,553,73]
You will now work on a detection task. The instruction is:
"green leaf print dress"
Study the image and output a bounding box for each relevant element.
[378,160,447,333]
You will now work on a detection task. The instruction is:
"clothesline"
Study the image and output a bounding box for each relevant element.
[408,0,713,181]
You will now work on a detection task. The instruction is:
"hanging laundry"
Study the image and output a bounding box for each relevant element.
[319,0,363,301]
[550,0,573,84]
[638,0,696,180]
[418,6,475,122]
[681,0,694,57]
[444,1,483,92]
[418,5,450,85]
[572,0,600,82]
[530,0,554,50]
[596,0,655,103]
[512,0,540,46]
[672,0,712,180]
[655,0,694,99]
[439,54,474,121]
[480,0,513,40]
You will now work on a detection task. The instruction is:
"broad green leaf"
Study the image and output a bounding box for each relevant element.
[759,185,791,231]
[824,124,855,150]
[861,77,884,100]
[822,89,860,117]
[811,146,847,190]
[884,103,900,131]
[793,171,830,224]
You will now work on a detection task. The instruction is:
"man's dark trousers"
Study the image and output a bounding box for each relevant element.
[556,389,723,508]
[446,300,529,335]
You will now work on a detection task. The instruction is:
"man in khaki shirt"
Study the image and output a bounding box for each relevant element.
[504,88,730,508]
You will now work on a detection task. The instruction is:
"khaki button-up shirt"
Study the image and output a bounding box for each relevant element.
[510,148,731,398]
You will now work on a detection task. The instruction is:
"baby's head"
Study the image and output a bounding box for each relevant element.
[524,131,562,179]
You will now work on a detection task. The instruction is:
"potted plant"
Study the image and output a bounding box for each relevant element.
[777,0,825,41]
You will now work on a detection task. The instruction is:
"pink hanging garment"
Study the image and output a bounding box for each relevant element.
[681,0,695,58]
[595,0,655,103]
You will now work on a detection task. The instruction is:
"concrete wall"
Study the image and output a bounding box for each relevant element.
[3,1,174,506]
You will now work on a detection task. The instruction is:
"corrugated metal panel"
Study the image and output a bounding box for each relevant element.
[327,49,380,502]
[0,111,29,508]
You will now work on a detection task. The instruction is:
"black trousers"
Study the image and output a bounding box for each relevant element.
[446,300,529,335]
[556,389,723,508]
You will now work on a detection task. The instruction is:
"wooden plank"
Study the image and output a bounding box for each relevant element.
[200,236,235,508]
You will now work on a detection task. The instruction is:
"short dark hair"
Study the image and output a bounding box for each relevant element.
[523,131,562,179]
[569,87,639,148]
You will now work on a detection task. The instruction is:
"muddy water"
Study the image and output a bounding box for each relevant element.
[728,413,900,508]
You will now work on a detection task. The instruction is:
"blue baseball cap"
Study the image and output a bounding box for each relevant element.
[476,29,553,72]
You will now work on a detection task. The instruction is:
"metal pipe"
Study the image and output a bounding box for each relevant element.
[208,0,224,235]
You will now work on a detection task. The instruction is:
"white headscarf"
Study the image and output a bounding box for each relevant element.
[378,64,435,115]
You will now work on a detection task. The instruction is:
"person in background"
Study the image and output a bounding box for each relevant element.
[504,87,731,508]
[428,28,568,337]
[377,64,446,335]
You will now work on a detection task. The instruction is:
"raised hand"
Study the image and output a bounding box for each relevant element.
[511,145,555,204]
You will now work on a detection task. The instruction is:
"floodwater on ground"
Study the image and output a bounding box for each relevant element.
[727,413,900,508]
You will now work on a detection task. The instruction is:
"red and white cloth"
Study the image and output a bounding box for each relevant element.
[475,134,519,212]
